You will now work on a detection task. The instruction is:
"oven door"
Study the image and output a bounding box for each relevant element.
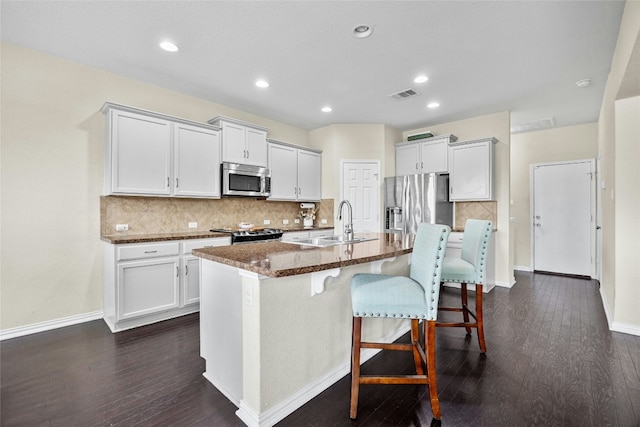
[222,162,271,197]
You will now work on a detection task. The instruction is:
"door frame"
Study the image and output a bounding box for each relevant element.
[339,160,382,232]
[529,159,596,278]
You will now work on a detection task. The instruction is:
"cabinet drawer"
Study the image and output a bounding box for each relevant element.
[182,237,230,254]
[117,242,180,261]
[281,231,310,242]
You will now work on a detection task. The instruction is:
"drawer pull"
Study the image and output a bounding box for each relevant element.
[144,250,158,254]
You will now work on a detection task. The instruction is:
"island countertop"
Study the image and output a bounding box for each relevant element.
[192,232,415,278]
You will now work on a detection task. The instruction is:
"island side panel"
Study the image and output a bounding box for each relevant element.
[241,255,411,416]
[200,259,244,406]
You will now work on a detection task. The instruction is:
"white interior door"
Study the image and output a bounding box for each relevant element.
[341,161,380,232]
[532,160,595,277]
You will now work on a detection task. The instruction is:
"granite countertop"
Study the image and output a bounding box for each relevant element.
[192,232,415,278]
[100,226,335,244]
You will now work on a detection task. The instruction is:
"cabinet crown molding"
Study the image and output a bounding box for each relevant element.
[448,137,498,147]
[396,133,457,147]
[101,102,220,130]
[207,115,269,132]
[267,138,322,154]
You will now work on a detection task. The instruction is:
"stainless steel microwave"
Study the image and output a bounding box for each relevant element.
[221,162,271,197]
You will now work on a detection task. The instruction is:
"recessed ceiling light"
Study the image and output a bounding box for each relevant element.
[159,41,179,52]
[321,106,332,113]
[576,78,591,88]
[352,25,373,39]
[427,102,440,109]
[255,80,270,88]
[414,75,429,84]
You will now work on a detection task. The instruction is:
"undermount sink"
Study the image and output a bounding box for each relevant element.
[282,234,378,248]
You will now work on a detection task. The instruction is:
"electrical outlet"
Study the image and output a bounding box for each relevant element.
[263,219,271,225]
[282,219,289,225]
[294,218,300,224]
[188,222,198,228]
[115,224,128,231]
[321,219,328,224]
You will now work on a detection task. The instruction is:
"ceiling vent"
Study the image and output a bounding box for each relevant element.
[510,116,556,134]
[389,88,420,101]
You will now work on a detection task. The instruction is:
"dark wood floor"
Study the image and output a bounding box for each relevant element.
[2,271,639,426]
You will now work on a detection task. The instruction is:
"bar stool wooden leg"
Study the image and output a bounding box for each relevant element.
[425,320,441,420]
[411,319,425,375]
[476,284,486,353]
[460,283,471,335]
[350,317,362,419]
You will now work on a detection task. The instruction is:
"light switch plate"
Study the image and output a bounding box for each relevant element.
[188,222,198,228]
[282,219,289,225]
[263,219,271,225]
[115,224,128,231]
[321,219,328,224]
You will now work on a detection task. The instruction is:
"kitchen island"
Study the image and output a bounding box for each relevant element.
[192,232,416,427]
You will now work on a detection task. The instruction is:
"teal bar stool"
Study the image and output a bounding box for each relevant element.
[437,219,492,353]
[349,223,451,421]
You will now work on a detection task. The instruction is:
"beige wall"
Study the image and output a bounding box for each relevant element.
[614,96,639,327]
[0,42,310,330]
[510,123,598,269]
[403,111,513,287]
[309,123,401,217]
[597,1,640,333]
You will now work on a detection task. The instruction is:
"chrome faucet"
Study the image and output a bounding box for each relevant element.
[337,199,354,241]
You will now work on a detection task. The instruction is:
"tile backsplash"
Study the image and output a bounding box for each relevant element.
[454,201,497,230]
[101,196,334,235]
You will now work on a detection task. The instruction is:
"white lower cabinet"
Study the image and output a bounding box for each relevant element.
[117,257,180,320]
[103,237,230,332]
[281,229,333,242]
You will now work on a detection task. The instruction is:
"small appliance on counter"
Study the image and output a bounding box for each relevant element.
[384,173,453,234]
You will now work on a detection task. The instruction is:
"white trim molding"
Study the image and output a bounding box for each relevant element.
[1,310,104,341]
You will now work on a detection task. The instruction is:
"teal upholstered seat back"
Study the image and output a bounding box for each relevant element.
[410,223,451,316]
[460,219,493,284]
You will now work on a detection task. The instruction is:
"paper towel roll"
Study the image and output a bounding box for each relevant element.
[300,203,316,209]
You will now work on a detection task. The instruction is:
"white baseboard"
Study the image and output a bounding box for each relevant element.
[514,265,533,272]
[599,285,614,328]
[0,310,104,341]
[234,323,411,427]
[611,321,640,336]
[598,285,640,336]
[495,279,515,289]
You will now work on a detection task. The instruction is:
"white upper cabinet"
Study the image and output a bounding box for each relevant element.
[105,108,173,195]
[448,137,498,201]
[174,123,220,198]
[395,134,457,176]
[267,140,322,202]
[296,149,322,201]
[209,117,268,167]
[395,143,420,176]
[102,103,221,198]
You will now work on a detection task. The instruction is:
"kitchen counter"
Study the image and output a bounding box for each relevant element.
[194,232,416,426]
[192,232,414,278]
[99,226,335,244]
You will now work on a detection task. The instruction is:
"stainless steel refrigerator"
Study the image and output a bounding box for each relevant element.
[384,173,453,234]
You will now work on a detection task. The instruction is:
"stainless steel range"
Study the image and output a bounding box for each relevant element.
[210,228,284,244]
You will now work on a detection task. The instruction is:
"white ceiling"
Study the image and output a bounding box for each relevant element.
[0,1,626,132]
